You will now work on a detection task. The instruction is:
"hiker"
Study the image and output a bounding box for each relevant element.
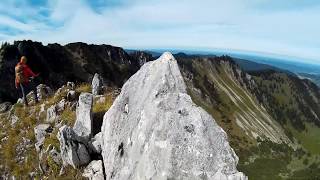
[15,56,39,106]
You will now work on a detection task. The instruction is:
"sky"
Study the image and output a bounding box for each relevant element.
[0,0,319,64]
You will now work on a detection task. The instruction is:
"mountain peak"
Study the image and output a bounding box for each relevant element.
[101,52,247,179]
[159,51,175,61]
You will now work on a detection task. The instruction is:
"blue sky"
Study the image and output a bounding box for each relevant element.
[0,0,319,63]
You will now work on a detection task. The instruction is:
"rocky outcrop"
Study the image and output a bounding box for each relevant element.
[92,73,103,95]
[66,90,76,101]
[46,105,58,123]
[0,102,11,113]
[73,93,93,142]
[66,82,75,90]
[129,51,154,66]
[36,84,53,101]
[34,124,52,152]
[101,52,247,179]
[0,40,148,103]
[57,125,91,168]
[57,92,96,169]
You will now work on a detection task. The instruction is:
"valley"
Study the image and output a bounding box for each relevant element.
[0,41,319,179]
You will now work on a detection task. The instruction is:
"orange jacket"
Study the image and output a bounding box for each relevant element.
[15,62,36,88]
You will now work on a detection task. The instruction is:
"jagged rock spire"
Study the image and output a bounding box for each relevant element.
[101,52,247,180]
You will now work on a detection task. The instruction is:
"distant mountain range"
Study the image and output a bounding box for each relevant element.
[126,49,320,87]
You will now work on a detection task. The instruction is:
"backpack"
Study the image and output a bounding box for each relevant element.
[15,64,25,83]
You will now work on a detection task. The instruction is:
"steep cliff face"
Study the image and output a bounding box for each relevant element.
[101,52,247,180]
[247,70,320,131]
[177,55,291,145]
[0,41,153,103]
[175,54,320,179]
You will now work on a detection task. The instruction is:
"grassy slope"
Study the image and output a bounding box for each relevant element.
[177,57,320,180]
[0,83,114,179]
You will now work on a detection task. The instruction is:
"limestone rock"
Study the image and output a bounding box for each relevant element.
[57,125,91,168]
[38,104,46,121]
[101,52,247,180]
[10,115,19,126]
[88,132,102,154]
[46,105,57,123]
[36,84,53,101]
[73,93,93,142]
[83,160,104,180]
[67,90,76,101]
[56,99,66,112]
[67,82,75,90]
[34,124,52,152]
[0,102,11,113]
[34,124,51,142]
[78,143,91,165]
[92,73,103,95]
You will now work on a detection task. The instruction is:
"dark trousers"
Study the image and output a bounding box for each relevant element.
[19,82,38,106]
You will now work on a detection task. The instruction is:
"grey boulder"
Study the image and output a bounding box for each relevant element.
[92,73,102,95]
[57,125,91,168]
[36,84,53,101]
[101,52,247,180]
[34,124,52,152]
[73,93,93,142]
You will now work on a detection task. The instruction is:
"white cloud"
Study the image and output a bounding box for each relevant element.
[0,15,34,32]
[0,0,319,63]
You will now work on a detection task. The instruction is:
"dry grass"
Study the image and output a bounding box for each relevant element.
[60,108,76,127]
[43,129,60,150]
[0,82,116,179]
[45,87,68,108]
[93,94,113,114]
[1,106,39,178]
[75,83,91,94]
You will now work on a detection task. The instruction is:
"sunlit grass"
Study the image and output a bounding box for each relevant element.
[75,83,91,94]
[60,108,76,127]
[93,94,113,114]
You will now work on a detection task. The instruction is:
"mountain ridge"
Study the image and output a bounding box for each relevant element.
[0,41,320,179]
[0,40,153,103]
